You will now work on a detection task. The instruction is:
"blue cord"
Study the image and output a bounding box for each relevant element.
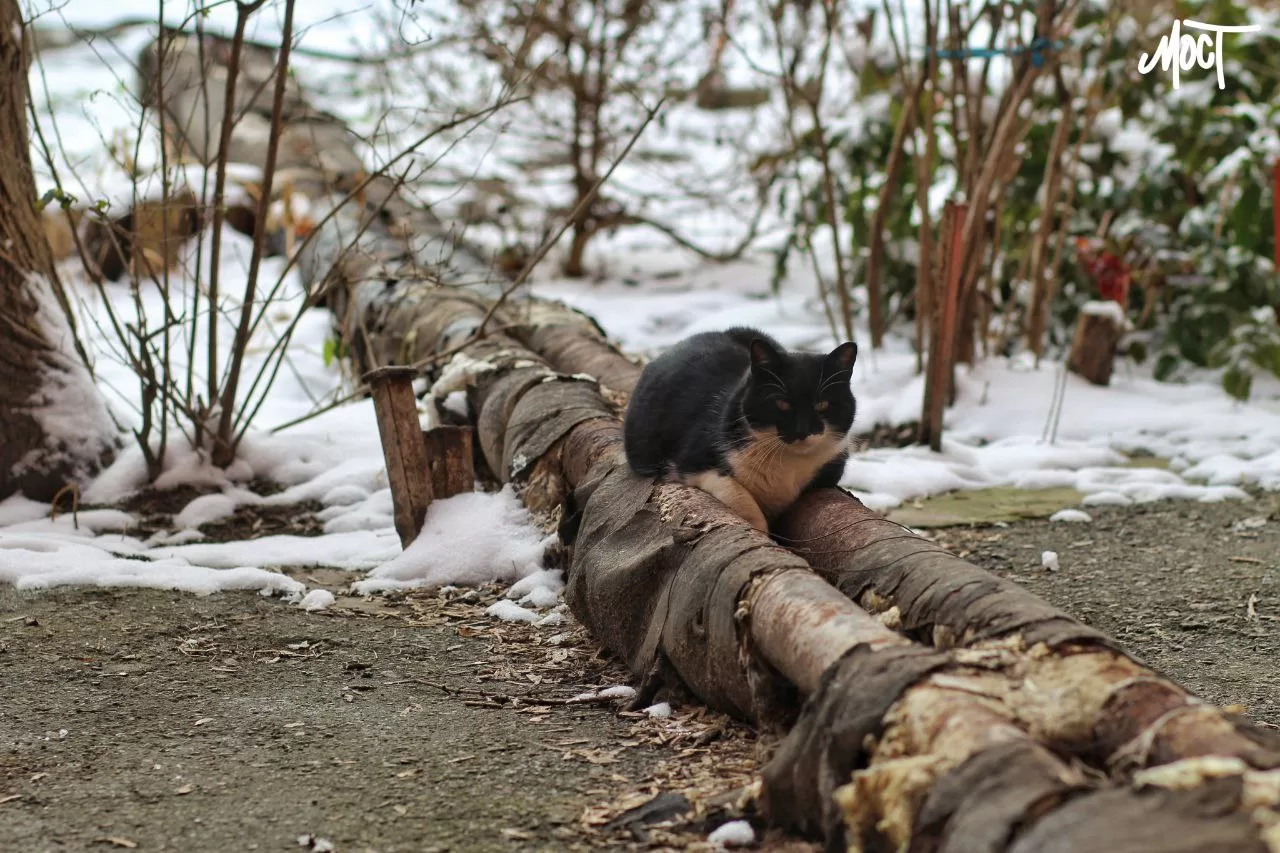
[933,37,1065,68]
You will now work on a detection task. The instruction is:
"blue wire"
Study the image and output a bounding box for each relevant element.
[932,37,1065,68]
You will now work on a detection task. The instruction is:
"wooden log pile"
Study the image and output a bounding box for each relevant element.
[136,33,1280,853]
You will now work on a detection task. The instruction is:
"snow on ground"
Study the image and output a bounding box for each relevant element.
[3,2,1278,601]
[352,486,554,595]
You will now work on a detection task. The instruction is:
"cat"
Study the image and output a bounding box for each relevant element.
[623,327,857,532]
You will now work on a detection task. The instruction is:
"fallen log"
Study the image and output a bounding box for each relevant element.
[512,303,1280,767]
[776,490,1280,775]
[136,32,1280,853]
[316,220,1280,848]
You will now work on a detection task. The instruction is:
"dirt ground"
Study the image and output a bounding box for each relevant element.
[2,492,1278,852]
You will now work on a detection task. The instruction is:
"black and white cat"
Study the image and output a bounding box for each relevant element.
[623,327,857,531]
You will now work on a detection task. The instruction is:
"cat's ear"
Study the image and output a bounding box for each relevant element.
[749,338,782,371]
[826,341,858,372]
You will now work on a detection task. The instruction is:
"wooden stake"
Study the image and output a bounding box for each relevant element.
[365,366,433,549]
[1273,160,1279,326]
[1067,305,1124,386]
[421,426,475,502]
[1273,160,1279,273]
[918,200,967,451]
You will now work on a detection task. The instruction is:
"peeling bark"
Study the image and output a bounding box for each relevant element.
[776,489,1280,778]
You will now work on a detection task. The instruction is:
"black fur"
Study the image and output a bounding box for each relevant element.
[623,327,857,491]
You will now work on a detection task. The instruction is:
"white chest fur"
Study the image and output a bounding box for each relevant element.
[725,430,847,518]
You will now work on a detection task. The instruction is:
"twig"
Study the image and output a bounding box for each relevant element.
[410,679,629,707]
[204,0,267,439]
[211,0,295,468]
[473,96,668,339]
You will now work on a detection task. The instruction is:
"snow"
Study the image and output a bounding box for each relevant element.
[644,702,673,718]
[1080,300,1128,327]
[4,0,1279,605]
[486,600,541,624]
[1050,509,1093,524]
[0,533,304,597]
[597,685,637,700]
[298,589,336,612]
[570,685,638,703]
[174,494,238,529]
[708,820,756,848]
[11,278,119,487]
[1041,551,1060,572]
[352,487,550,595]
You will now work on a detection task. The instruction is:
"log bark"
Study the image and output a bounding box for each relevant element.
[0,0,117,501]
[775,489,1280,776]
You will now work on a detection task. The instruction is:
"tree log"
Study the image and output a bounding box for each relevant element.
[776,489,1280,778]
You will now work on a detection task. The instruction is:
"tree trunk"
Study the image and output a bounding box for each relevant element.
[0,1,116,501]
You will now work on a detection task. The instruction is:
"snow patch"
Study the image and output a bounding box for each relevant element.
[1080,300,1127,327]
[174,494,238,529]
[486,599,540,623]
[708,820,756,847]
[299,589,336,612]
[1049,509,1092,523]
[353,487,549,594]
[1041,550,1060,572]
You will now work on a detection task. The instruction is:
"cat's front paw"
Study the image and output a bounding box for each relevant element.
[742,507,769,533]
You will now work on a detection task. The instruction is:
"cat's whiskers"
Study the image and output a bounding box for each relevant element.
[816,369,852,396]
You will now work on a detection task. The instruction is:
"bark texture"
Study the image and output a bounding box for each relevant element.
[0,1,116,500]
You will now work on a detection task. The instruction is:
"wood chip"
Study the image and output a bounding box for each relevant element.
[0,794,22,805]
[1229,556,1264,564]
[175,784,193,795]
[100,838,138,849]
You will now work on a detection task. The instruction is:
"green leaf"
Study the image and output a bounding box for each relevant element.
[1222,364,1252,401]
[1153,353,1180,382]
[322,338,339,368]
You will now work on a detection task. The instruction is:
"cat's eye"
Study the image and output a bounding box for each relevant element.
[775,400,791,411]
[815,401,830,413]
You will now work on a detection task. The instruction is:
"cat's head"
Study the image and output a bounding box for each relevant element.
[741,337,857,446]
